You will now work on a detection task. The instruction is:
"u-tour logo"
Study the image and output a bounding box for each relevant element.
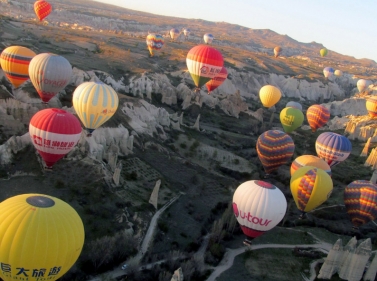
[233,203,272,226]
[32,135,75,150]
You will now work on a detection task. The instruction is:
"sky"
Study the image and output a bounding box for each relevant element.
[95,0,377,61]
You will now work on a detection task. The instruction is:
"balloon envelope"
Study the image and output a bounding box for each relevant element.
[306,104,330,132]
[0,193,84,281]
[29,53,72,103]
[274,46,282,58]
[290,155,331,176]
[205,66,227,93]
[344,180,377,228]
[290,166,333,213]
[170,28,180,40]
[72,81,119,134]
[323,67,334,78]
[315,132,352,167]
[256,130,295,174]
[183,28,191,37]
[29,108,82,168]
[259,85,281,108]
[334,70,343,77]
[366,96,377,117]
[203,33,214,44]
[320,48,328,57]
[233,180,287,239]
[286,101,302,111]
[186,45,223,90]
[0,46,36,88]
[146,33,164,56]
[280,107,304,133]
[34,0,52,21]
[357,79,368,93]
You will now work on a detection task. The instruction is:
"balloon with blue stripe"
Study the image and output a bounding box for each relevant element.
[72,81,119,136]
[315,132,352,167]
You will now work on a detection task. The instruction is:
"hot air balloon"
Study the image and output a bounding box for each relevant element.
[205,66,227,94]
[306,104,330,132]
[290,166,333,215]
[0,193,84,281]
[34,0,52,21]
[72,81,119,136]
[259,85,282,108]
[274,46,282,58]
[323,67,334,79]
[203,33,214,44]
[366,96,377,117]
[334,70,343,77]
[28,53,72,103]
[279,107,304,133]
[315,132,352,167]
[320,48,328,57]
[233,180,287,244]
[170,28,180,41]
[146,33,164,57]
[357,79,369,93]
[290,155,331,176]
[186,45,223,92]
[286,101,302,111]
[256,130,295,174]
[344,180,377,229]
[183,28,191,39]
[29,108,82,169]
[0,46,36,88]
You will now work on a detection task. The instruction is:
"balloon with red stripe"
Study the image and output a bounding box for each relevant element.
[366,96,377,118]
[29,108,82,169]
[344,180,377,228]
[205,66,227,94]
[306,104,330,132]
[0,46,36,88]
[34,0,52,21]
[233,180,287,240]
[186,45,223,91]
[315,132,352,167]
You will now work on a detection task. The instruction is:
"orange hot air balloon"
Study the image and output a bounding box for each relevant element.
[306,104,330,132]
[205,66,227,94]
[290,155,331,177]
[0,46,36,88]
[274,46,282,58]
[34,0,52,21]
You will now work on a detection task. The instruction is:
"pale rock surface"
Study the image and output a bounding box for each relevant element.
[317,239,343,279]
[363,253,377,281]
[149,179,161,210]
[171,267,184,281]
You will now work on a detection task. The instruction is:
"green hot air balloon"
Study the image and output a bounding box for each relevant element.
[280,107,304,133]
[320,48,328,57]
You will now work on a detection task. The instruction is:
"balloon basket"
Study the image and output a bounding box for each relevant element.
[243,238,253,247]
[44,166,53,171]
[86,133,92,137]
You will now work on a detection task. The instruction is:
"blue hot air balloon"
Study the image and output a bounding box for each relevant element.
[315,132,352,167]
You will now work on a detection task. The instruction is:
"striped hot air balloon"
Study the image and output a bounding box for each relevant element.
[290,155,331,177]
[170,28,180,41]
[259,85,281,108]
[366,96,377,117]
[279,107,304,133]
[306,104,330,132]
[274,46,282,58]
[0,46,36,88]
[205,66,227,94]
[233,180,287,243]
[28,53,72,103]
[203,33,214,44]
[34,0,52,21]
[256,130,295,174]
[315,132,352,167]
[29,108,82,169]
[0,194,84,281]
[186,45,223,92]
[183,28,191,38]
[146,33,164,57]
[72,81,119,136]
[290,166,333,214]
[344,180,377,228]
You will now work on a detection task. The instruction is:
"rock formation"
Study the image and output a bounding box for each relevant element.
[363,253,377,281]
[317,239,343,279]
[149,179,161,210]
[360,137,371,157]
[113,161,122,186]
[171,267,184,281]
[338,237,358,279]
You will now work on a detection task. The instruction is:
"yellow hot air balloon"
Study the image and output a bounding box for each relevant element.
[72,81,119,136]
[290,166,333,214]
[0,46,36,88]
[279,107,304,133]
[290,155,331,176]
[0,194,84,281]
[259,85,281,108]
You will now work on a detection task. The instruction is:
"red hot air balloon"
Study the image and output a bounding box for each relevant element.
[306,104,330,132]
[29,108,82,169]
[256,130,295,175]
[205,66,227,94]
[233,180,287,245]
[34,0,52,21]
[344,180,377,229]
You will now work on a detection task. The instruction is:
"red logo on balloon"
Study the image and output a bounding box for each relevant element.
[200,66,209,74]
[33,135,42,146]
[102,109,107,114]
[233,202,239,217]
